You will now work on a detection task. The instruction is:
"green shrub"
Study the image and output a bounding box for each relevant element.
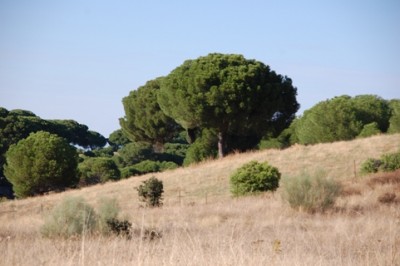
[106,219,132,237]
[183,129,217,166]
[78,157,120,186]
[230,161,281,196]
[137,177,164,207]
[380,151,400,172]
[133,160,160,174]
[159,161,179,171]
[120,166,141,178]
[360,151,400,174]
[41,196,97,238]
[357,122,381,138]
[4,131,79,198]
[360,158,382,174]
[118,142,154,167]
[282,173,341,213]
[97,197,120,235]
[130,160,178,175]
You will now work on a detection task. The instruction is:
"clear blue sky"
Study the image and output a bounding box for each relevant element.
[1,0,399,137]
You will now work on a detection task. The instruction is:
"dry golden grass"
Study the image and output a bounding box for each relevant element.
[1,133,400,265]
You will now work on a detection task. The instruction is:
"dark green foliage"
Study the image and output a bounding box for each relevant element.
[352,95,391,132]
[137,177,164,207]
[380,152,400,172]
[360,151,400,174]
[282,173,341,213]
[158,53,299,157]
[295,95,392,145]
[78,157,120,186]
[0,108,106,176]
[120,78,182,148]
[106,219,132,237]
[120,166,141,178]
[108,129,131,150]
[360,158,382,174]
[46,119,107,149]
[258,137,285,150]
[230,161,281,196]
[4,131,79,198]
[183,129,218,166]
[132,160,159,173]
[91,146,115,158]
[388,99,400,133]
[161,142,190,163]
[357,122,381,138]
[117,142,154,167]
[129,160,178,176]
[0,110,47,176]
[295,96,362,144]
[41,196,97,238]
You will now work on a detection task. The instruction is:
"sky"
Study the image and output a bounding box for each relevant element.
[0,0,399,137]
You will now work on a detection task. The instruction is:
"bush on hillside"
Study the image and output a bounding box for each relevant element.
[78,157,120,186]
[230,161,281,196]
[183,129,217,166]
[357,122,381,138]
[120,166,141,178]
[360,158,382,174]
[281,172,341,213]
[41,196,97,238]
[120,160,178,179]
[4,131,79,198]
[380,152,400,172]
[97,197,121,235]
[117,142,154,167]
[41,196,132,238]
[360,151,400,174]
[137,177,164,207]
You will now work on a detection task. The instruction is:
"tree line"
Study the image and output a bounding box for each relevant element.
[1,53,399,199]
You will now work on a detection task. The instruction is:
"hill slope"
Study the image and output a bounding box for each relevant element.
[1,134,399,265]
[1,133,399,217]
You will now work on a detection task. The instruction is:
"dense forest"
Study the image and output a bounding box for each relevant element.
[1,53,399,199]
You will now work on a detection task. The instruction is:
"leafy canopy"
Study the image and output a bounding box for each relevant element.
[295,95,391,144]
[0,107,106,176]
[4,131,79,198]
[78,157,120,186]
[158,53,299,157]
[120,78,181,150]
[230,161,281,196]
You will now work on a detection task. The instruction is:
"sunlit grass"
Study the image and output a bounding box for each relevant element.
[1,133,399,265]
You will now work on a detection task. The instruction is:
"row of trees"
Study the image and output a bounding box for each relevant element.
[2,53,399,198]
[120,53,400,162]
[0,108,107,177]
[260,95,400,149]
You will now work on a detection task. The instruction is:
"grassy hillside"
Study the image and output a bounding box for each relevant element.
[1,133,400,265]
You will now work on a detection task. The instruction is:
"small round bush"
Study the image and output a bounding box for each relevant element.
[137,177,164,207]
[282,172,341,213]
[230,161,281,196]
[41,196,97,238]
